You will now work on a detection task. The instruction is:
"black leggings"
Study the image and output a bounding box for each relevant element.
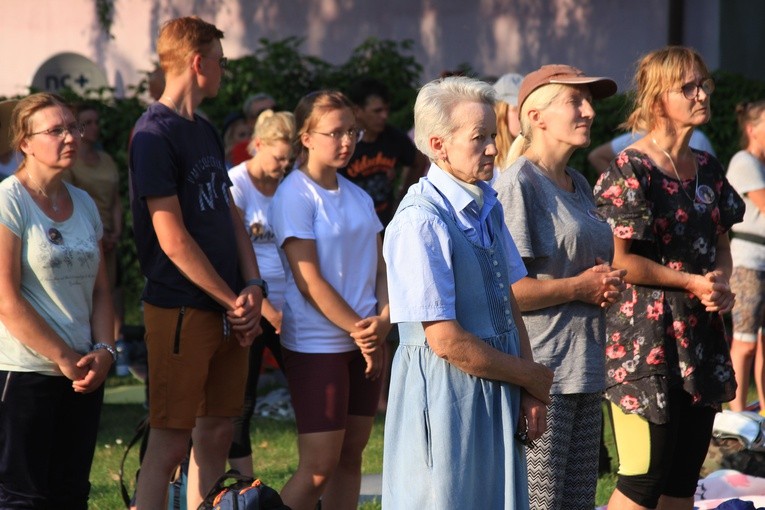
[612,388,716,508]
[229,318,284,459]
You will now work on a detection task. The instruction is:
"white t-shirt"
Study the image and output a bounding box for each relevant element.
[0,176,103,374]
[727,150,765,270]
[228,162,286,309]
[271,170,383,353]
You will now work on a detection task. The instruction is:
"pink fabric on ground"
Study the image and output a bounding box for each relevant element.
[696,470,765,500]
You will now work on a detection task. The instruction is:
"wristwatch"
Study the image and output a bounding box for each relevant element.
[92,342,117,362]
[245,278,269,298]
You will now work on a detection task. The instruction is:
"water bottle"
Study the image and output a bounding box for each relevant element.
[115,339,130,377]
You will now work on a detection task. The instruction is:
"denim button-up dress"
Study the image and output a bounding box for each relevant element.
[382,165,529,509]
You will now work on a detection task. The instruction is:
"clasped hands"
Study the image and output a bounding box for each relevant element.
[59,348,112,394]
[688,270,735,313]
[226,284,264,346]
[351,315,391,380]
[578,257,628,308]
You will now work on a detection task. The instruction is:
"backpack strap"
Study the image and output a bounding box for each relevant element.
[118,415,151,509]
[199,469,255,508]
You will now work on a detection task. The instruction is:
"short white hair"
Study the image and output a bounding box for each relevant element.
[413,76,496,160]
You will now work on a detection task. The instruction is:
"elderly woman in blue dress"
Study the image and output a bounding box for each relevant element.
[381,76,554,509]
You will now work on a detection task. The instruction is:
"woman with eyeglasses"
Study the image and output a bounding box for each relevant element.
[0,93,114,508]
[594,46,744,510]
[270,90,389,510]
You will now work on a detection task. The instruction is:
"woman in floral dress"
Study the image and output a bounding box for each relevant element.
[594,46,745,510]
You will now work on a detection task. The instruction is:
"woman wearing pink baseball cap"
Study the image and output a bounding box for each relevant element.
[494,64,626,509]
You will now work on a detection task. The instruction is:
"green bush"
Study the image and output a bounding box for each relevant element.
[202,37,335,126]
[202,37,422,131]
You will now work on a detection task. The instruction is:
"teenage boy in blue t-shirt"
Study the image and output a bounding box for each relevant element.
[129,16,265,510]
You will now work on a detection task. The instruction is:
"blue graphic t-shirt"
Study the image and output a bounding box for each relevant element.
[130,103,239,311]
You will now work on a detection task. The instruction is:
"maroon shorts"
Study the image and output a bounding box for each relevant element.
[282,347,382,434]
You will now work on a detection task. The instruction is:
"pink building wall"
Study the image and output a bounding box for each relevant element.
[0,0,720,98]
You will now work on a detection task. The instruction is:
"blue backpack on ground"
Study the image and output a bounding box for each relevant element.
[167,459,188,510]
[198,470,290,510]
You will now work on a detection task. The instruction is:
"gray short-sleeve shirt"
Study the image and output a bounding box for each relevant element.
[494,157,614,394]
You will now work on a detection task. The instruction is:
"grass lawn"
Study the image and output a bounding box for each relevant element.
[90,377,623,509]
[89,377,756,509]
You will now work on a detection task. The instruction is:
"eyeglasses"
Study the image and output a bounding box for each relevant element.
[29,123,84,140]
[674,78,715,100]
[311,128,365,143]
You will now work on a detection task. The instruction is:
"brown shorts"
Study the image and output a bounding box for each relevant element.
[730,266,765,342]
[282,347,382,434]
[143,303,249,429]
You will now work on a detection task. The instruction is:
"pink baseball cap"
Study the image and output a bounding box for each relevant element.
[516,64,617,115]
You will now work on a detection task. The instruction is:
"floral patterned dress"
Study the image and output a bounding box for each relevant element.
[593,149,745,424]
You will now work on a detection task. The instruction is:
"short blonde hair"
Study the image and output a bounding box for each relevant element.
[506,83,568,167]
[622,46,710,133]
[414,76,495,160]
[247,110,296,154]
[11,93,70,169]
[157,16,224,76]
